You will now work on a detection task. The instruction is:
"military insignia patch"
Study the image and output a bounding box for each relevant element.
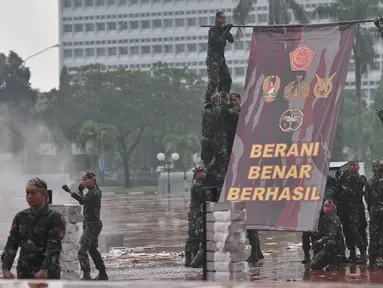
[279,108,304,132]
[262,75,281,102]
[289,44,315,71]
[284,71,310,101]
[313,72,336,99]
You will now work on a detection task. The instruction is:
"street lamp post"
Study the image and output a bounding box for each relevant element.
[157,152,179,207]
[23,44,60,63]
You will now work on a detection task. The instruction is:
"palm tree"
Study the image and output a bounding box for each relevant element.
[312,0,380,160]
[233,0,309,32]
[75,120,117,179]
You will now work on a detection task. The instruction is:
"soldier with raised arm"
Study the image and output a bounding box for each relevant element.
[69,171,108,280]
[204,11,234,107]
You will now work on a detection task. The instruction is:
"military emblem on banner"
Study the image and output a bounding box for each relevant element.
[289,44,315,71]
[313,73,337,99]
[279,108,304,132]
[284,71,310,101]
[262,75,281,102]
[284,43,315,101]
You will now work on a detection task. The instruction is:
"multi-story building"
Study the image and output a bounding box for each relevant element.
[59,0,382,104]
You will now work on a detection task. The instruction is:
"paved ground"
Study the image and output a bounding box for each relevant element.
[2,193,383,284]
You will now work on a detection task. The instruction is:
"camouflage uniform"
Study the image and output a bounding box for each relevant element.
[184,177,204,264]
[302,176,339,263]
[71,186,107,278]
[365,173,383,267]
[337,171,365,260]
[1,204,66,279]
[247,229,264,264]
[205,25,234,103]
[201,108,215,169]
[310,211,342,270]
[223,104,240,154]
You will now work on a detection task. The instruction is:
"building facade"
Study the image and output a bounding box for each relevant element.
[59,0,382,104]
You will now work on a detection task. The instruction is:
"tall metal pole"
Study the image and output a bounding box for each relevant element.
[167,164,171,209]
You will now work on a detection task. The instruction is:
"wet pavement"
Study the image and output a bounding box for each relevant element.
[2,193,383,284]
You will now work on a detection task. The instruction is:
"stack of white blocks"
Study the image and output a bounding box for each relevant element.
[50,204,83,280]
[206,201,248,282]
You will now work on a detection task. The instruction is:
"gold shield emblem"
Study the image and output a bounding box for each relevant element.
[313,72,336,99]
[262,75,281,103]
[284,71,310,101]
[289,44,315,71]
[279,108,304,132]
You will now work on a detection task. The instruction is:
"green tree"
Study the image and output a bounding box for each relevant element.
[370,75,383,160]
[313,0,380,160]
[0,51,38,153]
[163,133,201,171]
[47,63,205,187]
[75,120,117,177]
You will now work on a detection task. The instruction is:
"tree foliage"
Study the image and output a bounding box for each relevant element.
[42,62,205,187]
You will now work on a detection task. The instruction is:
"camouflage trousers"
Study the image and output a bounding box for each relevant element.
[368,207,383,256]
[16,262,61,279]
[201,136,214,169]
[185,205,203,255]
[205,57,232,103]
[358,202,368,251]
[339,208,361,249]
[247,229,264,262]
[78,222,106,274]
[310,244,340,270]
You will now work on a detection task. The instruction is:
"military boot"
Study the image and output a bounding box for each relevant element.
[301,250,310,264]
[348,248,359,262]
[93,269,108,280]
[190,250,204,268]
[357,246,367,264]
[184,252,193,267]
[81,272,92,280]
[369,255,378,269]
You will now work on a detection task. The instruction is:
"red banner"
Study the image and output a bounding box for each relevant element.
[221,23,356,231]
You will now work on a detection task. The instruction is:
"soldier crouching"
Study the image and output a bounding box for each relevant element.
[1,178,66,279]
[310,199,342,271]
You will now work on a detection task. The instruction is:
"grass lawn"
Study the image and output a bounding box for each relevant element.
[100,186,157,194]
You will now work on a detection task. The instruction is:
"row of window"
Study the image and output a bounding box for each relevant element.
[61,14,267,34]
[62,40,251,58]
[61,8,238,22]
[66,63,247,77]
[62,0,269,10]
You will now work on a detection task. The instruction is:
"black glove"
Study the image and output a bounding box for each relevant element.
[78,183,85,193]
[225,24,233,31]
[61,185,71,193]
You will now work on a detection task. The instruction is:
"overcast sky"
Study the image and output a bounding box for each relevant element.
[0,0,59,92]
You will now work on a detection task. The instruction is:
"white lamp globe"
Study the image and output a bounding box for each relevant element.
[171,153,180,161]
[157,152,166,161]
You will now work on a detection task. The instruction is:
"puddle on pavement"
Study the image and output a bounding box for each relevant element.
[2,194,383,283]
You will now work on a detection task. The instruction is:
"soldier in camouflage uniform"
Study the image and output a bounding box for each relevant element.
[225,92,241,154]
[184,167,206,267]
[365,160,383,268]
[301,176,338,264]
[1,178,66,279]
[246,229,264,265]
[337,160,366,262]
[310,199,342,270]
[70,171,108,280]
[204,11,234,106]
